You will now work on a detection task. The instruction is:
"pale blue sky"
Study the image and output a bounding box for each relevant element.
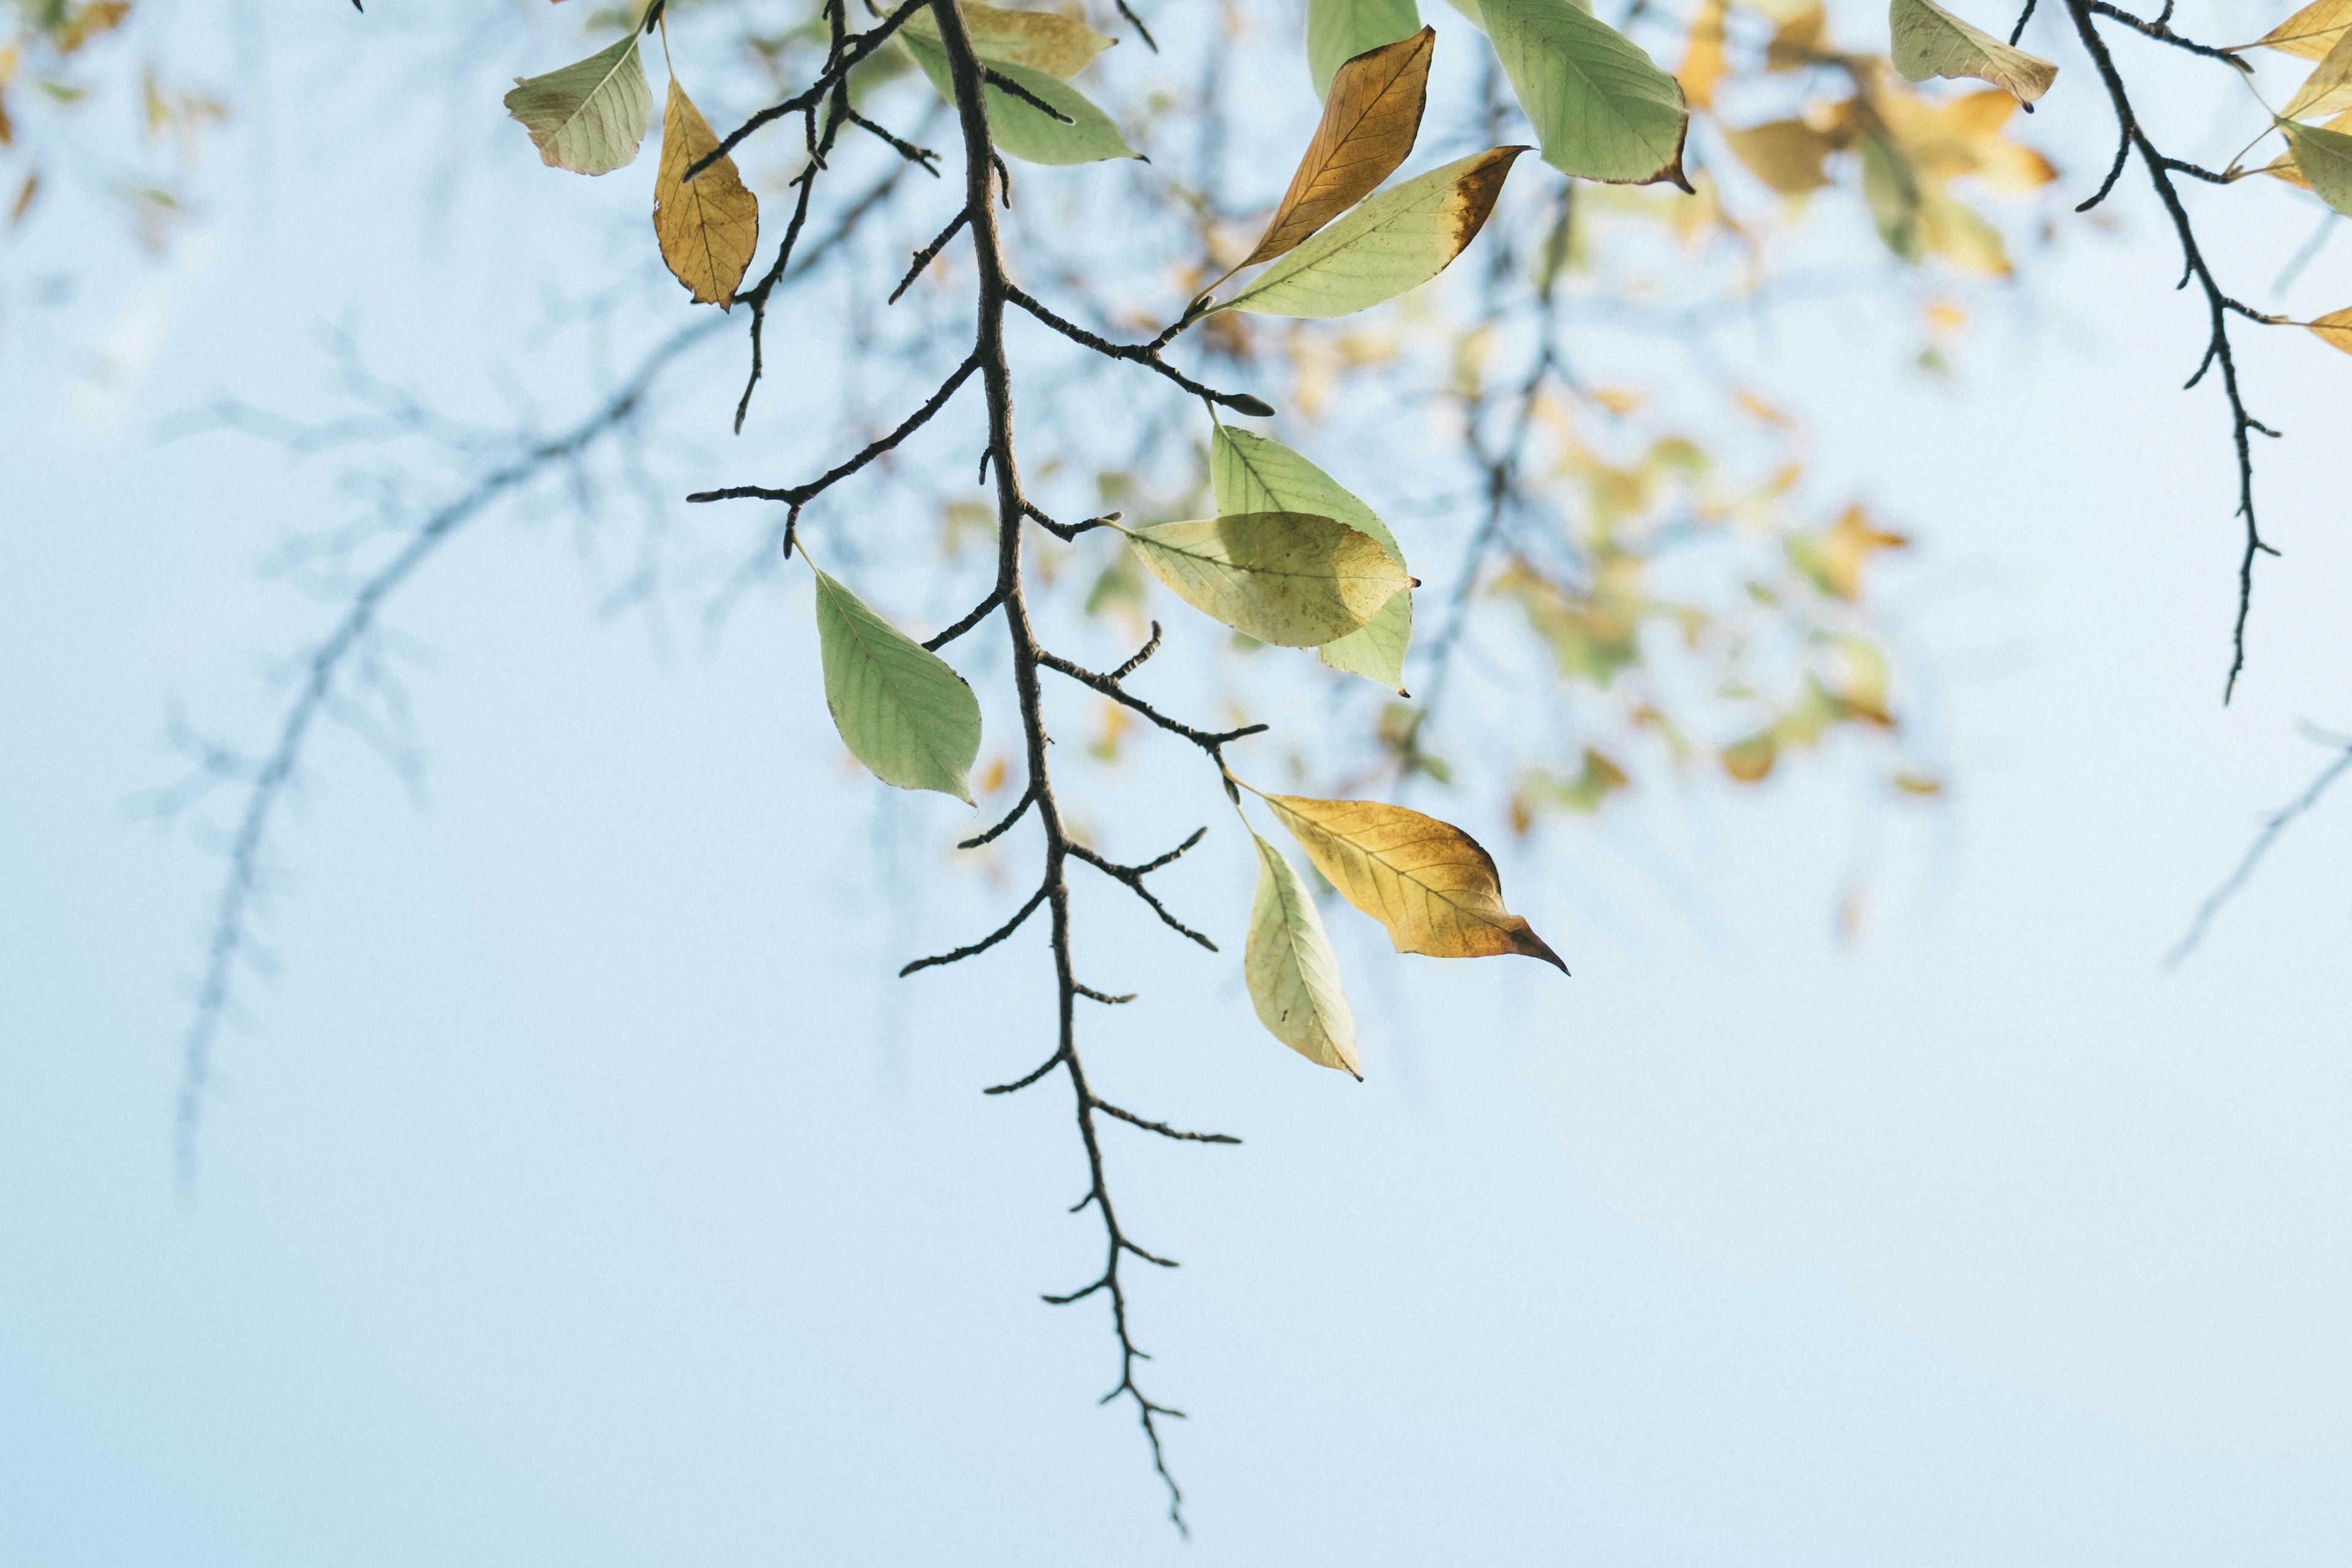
[5,1,2351,1562]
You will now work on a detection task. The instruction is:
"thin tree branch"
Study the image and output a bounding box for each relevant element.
[2165,731,2352,968]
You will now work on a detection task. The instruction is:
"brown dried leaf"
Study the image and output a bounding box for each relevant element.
[1241,27,1434,270]
[654,77,759,309]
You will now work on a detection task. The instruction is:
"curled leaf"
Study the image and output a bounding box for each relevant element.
[1126,512,1411,646]
[903,0,1115,79]
[813,568,983,801]
[1222,146,1528,318]
[1889,0,2057,104]
[1261,793,1567,968]
[1480,0,1691,187]
[504,31,654,176]
[654,78,760,308]
[1245,831,1362,1077]
[1211,426,1412,690]
[1242,26,1434,270]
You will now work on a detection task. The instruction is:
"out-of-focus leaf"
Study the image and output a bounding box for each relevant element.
[1890,0,2057,104]
[1678,0,1729,108]
[1765,2,1830,70]
[2250,0,2352,59]
[1211,426,1412,690]
[1307,0,1424,99]
[1721,731,1776,783]
[2306,304,2352,353]
[813,567,983,801]
[901,31,1137,164]
[1259,793,1568,968]
[1242,27,1433,269]
[1789,504,1909,600]
[1860,131,1922,260]
[1244,831,1362,1076]
[654,78,759,307]
[1125,512,1411,646]
[1724,118,1838,194]
[504,31,654,175]
[2283,115,2352,214]
[1918,188,2008,274]
[1480,0,1691,186]
[903,0,1114,79]
[1223,146,1527,317]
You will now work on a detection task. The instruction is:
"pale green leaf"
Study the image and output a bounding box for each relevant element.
[1479,0,1690,186]
[1308,0,1424,99]
[1889,0,2057,104]
[1859,131,1921,260]
[504,32,654,176]
[2283,115,2352,214]
[1212,426,1412,690]
[1245,830,1362,1076]
[1126,512,1412,646]
[1221,146,1527,318]
[903,0,1115,79]
[813,568,983,801]
[901,32,1137,165]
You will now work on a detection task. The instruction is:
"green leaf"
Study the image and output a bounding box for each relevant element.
[812,567,983,801]
[1859,131,1922,260]
[1307,0,1423,99]
[900,32,1137,165]
[503,32,654,176]
[1125,512,1412,646]
[1888,0,2058,104]
[1221,146,1528,318]
[1245,830,1362,1077]
[1212,426,1412,690]
[2284,115,2352,215]
[1478,0,1690,187]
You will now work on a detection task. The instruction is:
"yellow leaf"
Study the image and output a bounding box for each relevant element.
[1890,0,2058,104]
[1124,512,1412,646]
[1679,0,1730,108]
[1239,27,1434,271]
[2250,0,2352,59]
[1259,793,1569,969]
[1724,117,1839,194]
[2307,304,2352,353]
[1765,2,1829,71]
[1790,504,1907,600]
[1918,188,2010,276]
[1720,732,1777,783]
[654,78,760,309]
[2284,26,2352,117]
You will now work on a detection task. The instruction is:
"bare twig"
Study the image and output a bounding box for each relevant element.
[2165,730,2352,968]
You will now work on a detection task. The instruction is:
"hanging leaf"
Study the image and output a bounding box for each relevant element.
[812,567,983,801]
[1259,793,1567,968]
[1678,0,1730,109]
[2283,28,2352,118]
[2282,115,2352,214]
[901,32,1137,165]
[2250,0,2352,59]
[1307,0,1425,99]
[1244,831,1362,1077]
[1889,0,2057,104]
[1126,513,1411,646]
[504,32,655,176]
[1241,27,1434,270]
[1723,118,1841,195]
[1477,0,1691,187]
[1221,146,1528,318]
[654,78,760,309]
[903,0,1115,79]
[1212,426,1412,690]
[2307,304,2352,353]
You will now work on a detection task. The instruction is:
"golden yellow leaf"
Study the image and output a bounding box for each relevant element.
[1239,27,1434,271]
[902,0,1115,80]
[1724,117,1839,194]
[1679,0,1730,109]
[1765,2,1829,72]
[2307,304,2352,354]
[1720,732,1777,783]
[2283,27,2352,117]
[1789,504,1907,600]
[1918,189,2010,276]
[2252,0,2352,59]
[654,77,760,309]
[1259,792,1568,970]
